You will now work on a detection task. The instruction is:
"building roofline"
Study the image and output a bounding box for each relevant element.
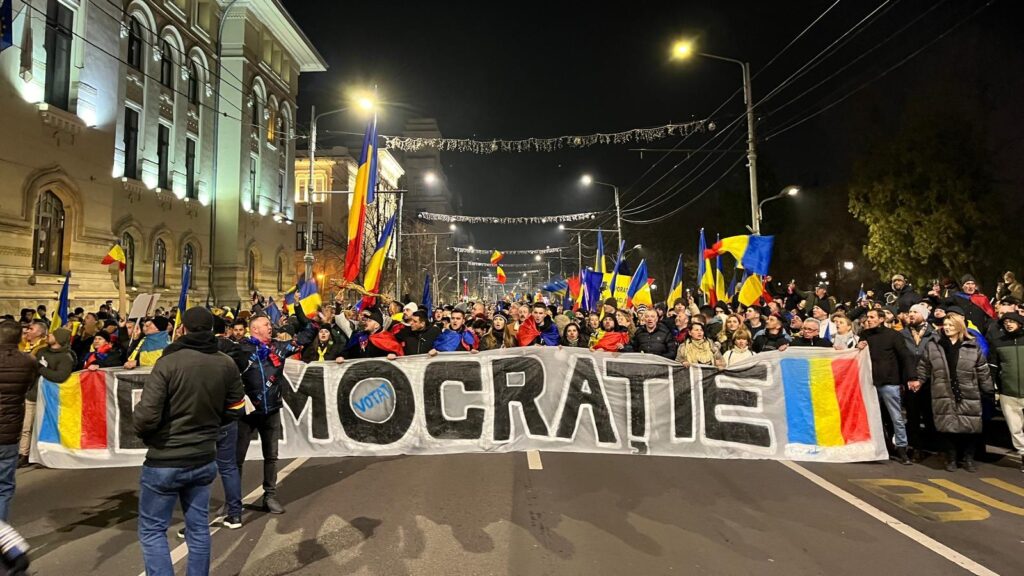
[225,0,327,72]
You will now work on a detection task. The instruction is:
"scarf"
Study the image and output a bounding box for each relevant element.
[683,338,716,365]
[85,343,112,367]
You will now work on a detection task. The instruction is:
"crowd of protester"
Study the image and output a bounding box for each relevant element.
[0,269,1021,574]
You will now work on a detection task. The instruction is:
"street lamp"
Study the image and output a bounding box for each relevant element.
[558,223,565,231]
[303,95,376,279]
[534,254,542,262]
[672,39,760,234]
[424,171,437,185]
[581,174,621,248]
[448,223,457,231]
[842,261,855,272]
[757,185,800,230]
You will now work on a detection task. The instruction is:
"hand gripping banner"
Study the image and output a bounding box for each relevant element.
[31,348,888,468]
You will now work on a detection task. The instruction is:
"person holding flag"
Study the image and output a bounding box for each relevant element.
[516,302,561,347]
[340,308,404,360]
[432,308,478,352]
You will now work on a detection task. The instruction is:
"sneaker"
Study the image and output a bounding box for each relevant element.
[222,515,242,529]
[962,458,977,473]
[944,458,957,472]
[895,447,912,466]
[263,496,285,515]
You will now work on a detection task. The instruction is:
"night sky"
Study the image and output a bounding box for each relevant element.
[282,0,1023,277]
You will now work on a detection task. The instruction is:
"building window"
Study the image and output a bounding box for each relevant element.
[153,239,167,288]
[247,251,256,290]
[159,40,174,87]
[266,108,276,143]
[249,156,258,212]
[251,95,261,136]
[127,17,143,70]
[183,243,195,288]
[278,170,285,210]
[187,61,200,105]
[157,124,170,189]
[124,107,140,179]
[278,118,287,149]
[122,232,135,286]
[185,137,197,199]
[32,191,65,275]
[276,257,284,292]
[44,0,74,110]
[296,223,323,251]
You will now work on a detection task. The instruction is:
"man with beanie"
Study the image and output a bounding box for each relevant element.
[887,274,921,314]
[83,330,124,369]
[858,309,917,465]
[0,321,35,521]
[21,328,76,467]
[952,275,996,334]
[342,308,405,359]
[124,316,172,369]
[900,303,939,460]
[236,304,315,515]
[991,312,1024,472]
[134,307,244,576]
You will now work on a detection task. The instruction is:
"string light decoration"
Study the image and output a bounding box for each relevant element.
[452,247,564,255]
[418,211,600,224]
[384,120,710,154]
[463,261,543,269]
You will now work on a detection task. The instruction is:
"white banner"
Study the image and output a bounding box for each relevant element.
[32,348,888,468]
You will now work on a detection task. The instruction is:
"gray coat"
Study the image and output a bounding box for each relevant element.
[917,339,994,434]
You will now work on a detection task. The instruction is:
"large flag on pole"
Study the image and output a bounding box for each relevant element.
[607,240,625,304]
[358,214,396,310]
[625,258,653,308]
[698,229,716,305]
[344,115,379,281]
[667,255,684,306]
[173,265,191,339]
[50,271,71,331]
[715,235,728,304]
[594,228,607,273]
[101,244,126,270]
[490,251,503,265]
[422,274,433,313]
[496,266,506,284]
[703,235,775,276]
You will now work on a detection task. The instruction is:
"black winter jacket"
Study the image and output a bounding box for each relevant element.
[0,345,35,445]
[237,306,315,415]
[859,326,916,387]
[395,325,441,356]
[627,324,678,359]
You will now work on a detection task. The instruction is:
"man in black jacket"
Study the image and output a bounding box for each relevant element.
[236,306,315,515]
[789,318,832,348]
[134,307,244,576]
[0,321,35,522]
[629,309,677,359]
[859,308,918,465]
[900,303,939,459]
[395,311,441,356]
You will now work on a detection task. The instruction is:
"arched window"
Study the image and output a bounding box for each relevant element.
[122,231,136,286]
[266,107,276,143]
[183,243,195,288]
[159,39,174,87]
[187,60,200,104]
[247,251,257,290]
[32,191,65,275]
[276,257,284,292]
[127,17,144,70]
[153,239,167,287]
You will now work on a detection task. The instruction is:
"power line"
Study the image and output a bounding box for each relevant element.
[622,154,748,225]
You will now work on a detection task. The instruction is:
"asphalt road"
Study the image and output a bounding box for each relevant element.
[9,449,1023,575]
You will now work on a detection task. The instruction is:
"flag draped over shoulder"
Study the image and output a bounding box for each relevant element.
[50,271,71,331]
[101,244,126,270]
[592,330,630,352]
[359,214,397,310]
[344,116,379,282]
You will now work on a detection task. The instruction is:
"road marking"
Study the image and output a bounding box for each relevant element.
[136,457,310,576]
[526,450,543,470]
[985,444,1022,462]
[780,461,998,576]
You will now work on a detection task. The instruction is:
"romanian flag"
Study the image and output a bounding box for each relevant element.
[780,357,871,447]
[738,273,768,306]
[496,266,506,284]
[667,255,683,306]
[38,370,108,449]
[704,234,775,276]
[50,271,71,331]
[490,250,503,265]
[698,229,716,305]
[344,115,379,281]
[173,265,191,340]
[715,243,728,304]
[358,214,396,310]
[592,330,630,352]
[594,228,606,273]
[266,297,282,325]
[625,258,653,308]
[294,277,322,315]
[101,244,126,270]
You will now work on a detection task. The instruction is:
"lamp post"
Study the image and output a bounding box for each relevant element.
[580,175,621,248]
[672,41,760,234]
[304,97,374,280]
[756,185,800,232]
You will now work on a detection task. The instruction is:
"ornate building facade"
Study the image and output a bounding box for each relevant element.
[0,0,325,314]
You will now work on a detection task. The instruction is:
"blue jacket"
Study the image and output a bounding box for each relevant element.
[237,306,315,415]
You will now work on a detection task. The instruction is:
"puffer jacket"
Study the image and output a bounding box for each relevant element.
[237,307,315,415]
[0,344,37,445]
[917,338,994,434]
[991,314,1024,398]
[627,324,678,359]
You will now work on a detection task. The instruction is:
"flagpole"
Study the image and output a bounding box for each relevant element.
[118,266,128,321]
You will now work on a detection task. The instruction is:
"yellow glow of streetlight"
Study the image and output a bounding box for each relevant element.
[534,254,542,261]
[424,171,437,185]
[356,96,375,111]
[672,40,694,60]
[448,223,457,231]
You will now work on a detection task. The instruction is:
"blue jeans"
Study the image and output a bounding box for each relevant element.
[216,422,242,518]
[0,443,18,521]
[138,462,218,576]
[877,384,908,448]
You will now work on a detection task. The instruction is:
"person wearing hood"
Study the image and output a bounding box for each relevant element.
[991,311,1024,472]
[134,307,244,575]
[516,302,561,347]
[84,330,124,369]
[340,308,404,360]
[20,328,76,468]
[124,316,172,369]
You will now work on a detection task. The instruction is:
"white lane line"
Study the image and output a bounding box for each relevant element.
[779,461,998,576]
[985,444,1022,462]
[135,457,310,576]
[526,450,543,470]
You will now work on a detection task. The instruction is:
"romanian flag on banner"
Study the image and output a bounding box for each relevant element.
[344,115,379,281]
[703,234,775,276]
[780,357,871,447]
[101,244,126,270]
[50,271,71,331]
[358,214,397,310]
[490,251,503,265]
[496,266,506,284]
[594,228,606,273]
[38,371,108,449]
[667,255,683,306]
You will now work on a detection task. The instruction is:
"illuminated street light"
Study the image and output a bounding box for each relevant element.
[424,171,437,185]
[580,174,593,186]
[534,255,542,261]
[842,261,855,271]
[558,223,565,231]
[671,40,694,60]
[448,223,457,231]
